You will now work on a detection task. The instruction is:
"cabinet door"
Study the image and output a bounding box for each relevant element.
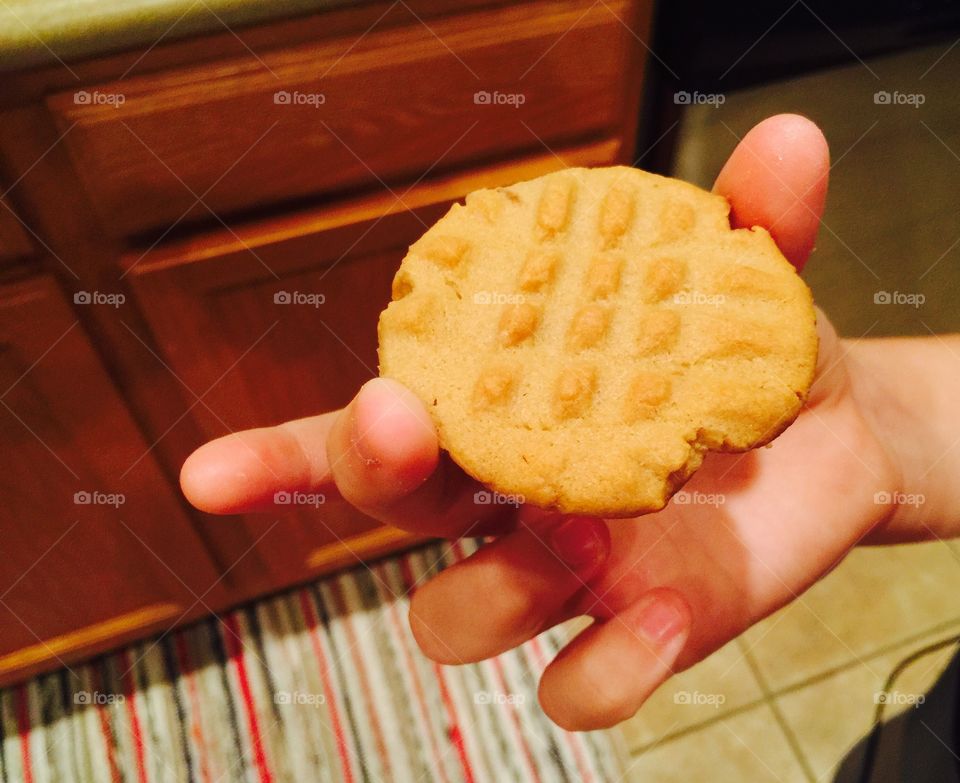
[0,275,224,684]
[126,141,620,600]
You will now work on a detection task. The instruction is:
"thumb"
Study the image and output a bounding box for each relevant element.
[714,113,830,271]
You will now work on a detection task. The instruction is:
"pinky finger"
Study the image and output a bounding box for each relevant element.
[538,588,691,731]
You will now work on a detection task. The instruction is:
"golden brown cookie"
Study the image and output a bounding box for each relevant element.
[377,166,818,517]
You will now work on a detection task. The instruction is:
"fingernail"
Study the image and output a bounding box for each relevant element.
[632,590,689,645]
[549,517,609,570]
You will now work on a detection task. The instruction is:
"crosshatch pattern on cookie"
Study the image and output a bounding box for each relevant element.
[465,175,781,426]
[378,166,818,516]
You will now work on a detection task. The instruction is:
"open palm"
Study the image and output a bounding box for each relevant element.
[181,114,903,730]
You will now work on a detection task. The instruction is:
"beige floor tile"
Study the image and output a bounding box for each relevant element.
[743,541,960,691]
[776,630,960,781]
[620,638,764,752]
[741,541,960,691]
[622,703,808,783]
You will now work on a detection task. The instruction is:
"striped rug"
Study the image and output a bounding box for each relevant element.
[0,539,627,782]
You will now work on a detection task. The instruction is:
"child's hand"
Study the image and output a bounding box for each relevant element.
[180,114,914,731]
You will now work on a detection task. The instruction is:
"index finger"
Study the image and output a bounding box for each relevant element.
[180,377,514,538]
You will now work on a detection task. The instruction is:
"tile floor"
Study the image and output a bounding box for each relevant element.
[616,38,960,782]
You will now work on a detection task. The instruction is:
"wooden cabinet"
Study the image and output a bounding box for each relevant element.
[0,0,653,682]
[0,275,225,682]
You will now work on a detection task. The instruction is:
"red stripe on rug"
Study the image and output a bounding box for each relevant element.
[401,554,474,783]
[222,614,273,783]
[175,631,213,783]
[380,564,450,783]
[492,657,541,783]
[91,666,123,783]
[15,685,32,783]
[432,662,474,783]
[328,579,392,778]
[299,589,354,783]
[118,649,148,783]
[530,636,592,783]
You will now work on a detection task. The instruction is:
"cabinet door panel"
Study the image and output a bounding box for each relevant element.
[129,214,432,599]
[0,276,224,683]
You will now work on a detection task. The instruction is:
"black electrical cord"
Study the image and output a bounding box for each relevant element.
[857,634,960,783]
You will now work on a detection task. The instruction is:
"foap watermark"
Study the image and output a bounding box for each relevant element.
[74,490,125,508]
[473,490,524,507]
[874,290,924,308]
[874,490,925,508]
[74,90,125,108]
[474,90,526,108]
[673,490,725,508]
[674,690,726,709]
[473,291,526,305]
[274,90,326,107]
[274,690,326,707]
[74,290,125,308]
[74,690,125,705]
[274,490,326,508]
[674,90,725,108]
[474,690,525,707]
[874,690,925,707]
[874,90,925,108]
[674,291,725,307]
[274,290,326,307]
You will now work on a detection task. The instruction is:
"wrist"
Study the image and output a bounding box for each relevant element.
[843,335,960,543]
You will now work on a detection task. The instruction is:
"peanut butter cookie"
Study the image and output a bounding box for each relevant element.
[378,166,818,516]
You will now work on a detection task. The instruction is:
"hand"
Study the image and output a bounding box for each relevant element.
[180,114,903,731]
